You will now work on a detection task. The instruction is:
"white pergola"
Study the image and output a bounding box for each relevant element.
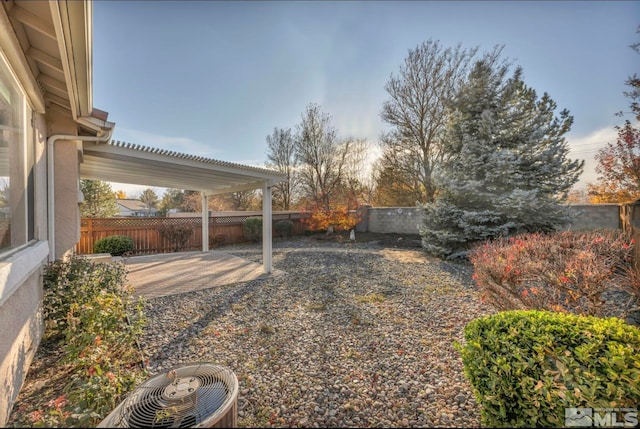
[79,140,285,273]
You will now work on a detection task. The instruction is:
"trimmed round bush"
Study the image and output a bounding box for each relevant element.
[457,310,640,428]
[275,219,293,237]
[242,216,262,242]
[93,235,134,256]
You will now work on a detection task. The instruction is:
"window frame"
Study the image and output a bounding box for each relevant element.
[0,49,36,256]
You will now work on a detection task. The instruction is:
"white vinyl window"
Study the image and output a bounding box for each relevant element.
[0,52,34,253]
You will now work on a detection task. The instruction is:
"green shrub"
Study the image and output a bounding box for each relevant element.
[93,235,134,256]
[275,220,293,237]
[469,230,639,322]
[43,257,131,340]
[457,310,640,428]
[25,257,148,427]
[243,216,262,242]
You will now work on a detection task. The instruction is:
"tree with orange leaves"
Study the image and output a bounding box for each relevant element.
[588,28,640,204]
[588,122,640,203]
[302,201,362,234]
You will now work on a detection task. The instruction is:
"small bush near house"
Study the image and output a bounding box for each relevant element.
[243,216,263,242]
[457,310,640,428]
[93,235,134,256]
[43,257,132,338]
[469,230,639,322]
[16,257,147,427]
[275,220,293,237]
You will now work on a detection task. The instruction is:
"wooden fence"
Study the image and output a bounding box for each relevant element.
[75,212,310,255]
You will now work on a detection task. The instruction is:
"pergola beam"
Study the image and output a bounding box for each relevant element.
[203,180,268,196]
[84,141,280,180]
[81,159,253,189]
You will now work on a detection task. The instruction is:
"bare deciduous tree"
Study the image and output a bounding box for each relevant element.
[226,190,259,211]
[180,190,258,212]
[371,154,424,207]
[340,138,369,209]
[266,127,299,210]
[295,103,358,212]
[380,40,481,203]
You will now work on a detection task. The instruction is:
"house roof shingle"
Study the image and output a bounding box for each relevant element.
[116,199,156,212]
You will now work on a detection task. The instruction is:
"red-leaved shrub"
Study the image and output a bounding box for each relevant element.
[469,230,639,321]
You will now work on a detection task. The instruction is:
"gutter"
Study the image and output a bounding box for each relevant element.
[47,127,114,262]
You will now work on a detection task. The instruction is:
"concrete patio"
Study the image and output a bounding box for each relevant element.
[123,250,280,299]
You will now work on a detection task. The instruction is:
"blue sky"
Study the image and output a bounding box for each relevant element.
[92,1,640,197]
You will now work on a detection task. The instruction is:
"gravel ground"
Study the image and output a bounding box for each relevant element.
[140,236,496,428]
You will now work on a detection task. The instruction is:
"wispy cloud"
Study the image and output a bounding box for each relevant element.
[113,127,222,158]
[105,128,224,196]
[566,126,618,186]
[567,127,617,154]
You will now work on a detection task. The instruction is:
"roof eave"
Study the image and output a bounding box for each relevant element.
[0,5,46,113]
[50,0,93,121]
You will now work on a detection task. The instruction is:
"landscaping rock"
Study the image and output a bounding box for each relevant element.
[138,237,496,428]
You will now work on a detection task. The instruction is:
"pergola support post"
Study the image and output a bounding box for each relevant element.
[201,192,209,252]
[262,182,272,273]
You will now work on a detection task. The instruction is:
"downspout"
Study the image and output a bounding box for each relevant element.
[47,129,114,262]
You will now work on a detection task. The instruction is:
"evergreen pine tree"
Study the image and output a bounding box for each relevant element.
[420,60,584,257]
[80,180,119,218]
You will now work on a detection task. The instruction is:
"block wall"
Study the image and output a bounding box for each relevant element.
[359,204,621,235]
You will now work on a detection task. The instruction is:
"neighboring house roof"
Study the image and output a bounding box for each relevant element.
[81,140,286,196]
[116,199,157,212]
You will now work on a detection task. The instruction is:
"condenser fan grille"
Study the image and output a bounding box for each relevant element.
[98,363,238,428]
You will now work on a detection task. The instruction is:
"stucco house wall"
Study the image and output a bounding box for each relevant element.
[0,112,52,423]
[48,110,83,259]
[0,107,50,423]
[0,254,46,425]
[0,1,109,423]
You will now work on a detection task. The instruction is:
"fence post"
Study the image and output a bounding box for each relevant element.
[624,200,640,274]
[86,218,93,254]
[209,216,215,247]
